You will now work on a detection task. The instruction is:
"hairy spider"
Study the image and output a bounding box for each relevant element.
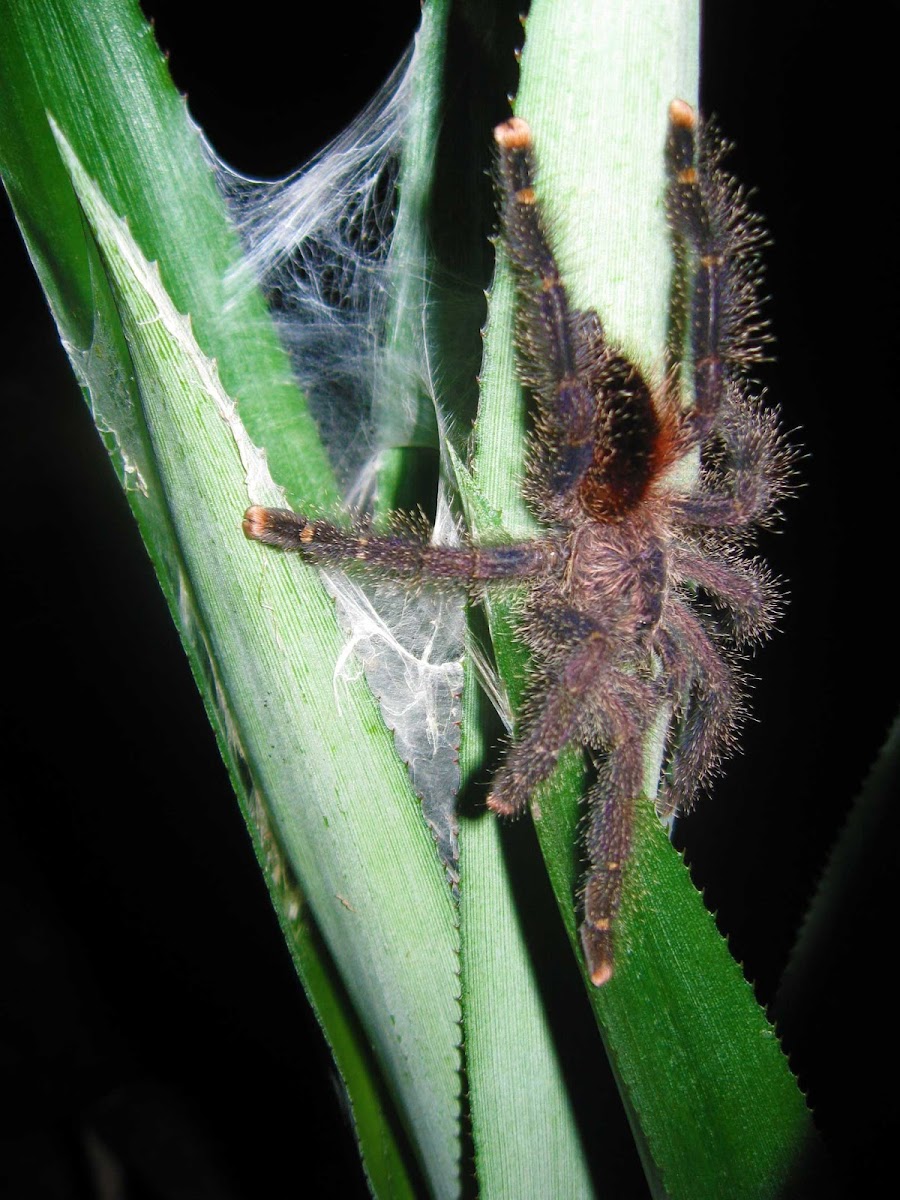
[243,101,791,986]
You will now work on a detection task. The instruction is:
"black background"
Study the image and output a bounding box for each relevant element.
[2,2,895,1196]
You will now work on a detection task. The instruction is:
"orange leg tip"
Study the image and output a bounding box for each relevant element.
[486,792,518,818]
[668,98,697,130]
[590,961,614,988]
[243,504,282,542]
[242,506,269,540]
[494,116,533,150]
[581,923,615,987]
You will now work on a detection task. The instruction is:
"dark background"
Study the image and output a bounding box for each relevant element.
[2,2,894,1196]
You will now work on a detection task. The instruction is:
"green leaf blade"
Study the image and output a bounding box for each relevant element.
[52,124,463,1194]
[2,2,465,1192]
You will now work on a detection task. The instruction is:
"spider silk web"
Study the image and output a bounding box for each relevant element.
[212,41,467,879]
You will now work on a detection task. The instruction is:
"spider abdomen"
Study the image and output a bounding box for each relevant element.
[577,356,662,521]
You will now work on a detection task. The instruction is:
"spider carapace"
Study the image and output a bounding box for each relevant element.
[244,101,790,986]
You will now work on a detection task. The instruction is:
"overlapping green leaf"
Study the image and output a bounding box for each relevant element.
[1,2,461,1194]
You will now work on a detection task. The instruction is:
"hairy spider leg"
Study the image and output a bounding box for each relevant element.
[486,603,607,817]
[485,664,586,818]
[579,661,655,985]
[242,506,563,585]
[666,99,729,445]
[670,542,778,644]
[657,599,740,815]
[582,778,639,988]
[496,119,674,524]
[494,118,597,517]
[670,397,790,530]
[666,100,789,531]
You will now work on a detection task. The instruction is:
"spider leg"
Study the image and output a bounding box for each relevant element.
[494,119,597,513]
[581,791,635,987]
[666,100,730,446]
[669,96,772,412]
[580,696,648,986]
[243,507,563,586]
[486,626,610,819]
[657,597,741,815]
[577,630,663,985]
[671,542,779,644]
[669,394,791,529]
[496,119,668,522]
[487,600,653,985]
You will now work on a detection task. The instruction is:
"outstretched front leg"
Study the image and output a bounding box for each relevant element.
[494,118,597,518]
[666,100,768,448]
[243,505,565,586]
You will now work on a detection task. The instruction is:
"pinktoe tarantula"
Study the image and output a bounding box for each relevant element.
[244,101,790,986]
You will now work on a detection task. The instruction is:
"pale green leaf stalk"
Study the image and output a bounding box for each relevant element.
[1,1,461,1193]
[50,125,462,1197]
[458,645,599,1197]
